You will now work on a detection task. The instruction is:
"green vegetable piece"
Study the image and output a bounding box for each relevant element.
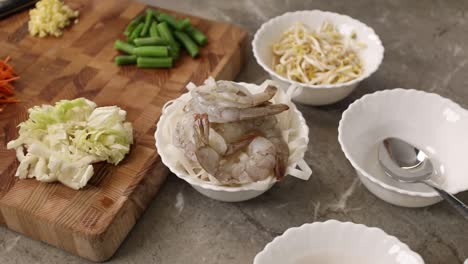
[133,46,169,57]
[157,13,179,29]
[134,37,168,46]
[6,98,133,189]
[115,55,137,65]
[128,22,144,42]
[148,9,158,20]
[140,9,154,37]
[185,26,208,46]
[157,13,191,30]
[157,22,177,44]
[149,21,160,37]
[174,31,199,57]
[114,40,135,54]
[137,57,173,68]
[124,15,144,37]
[178,18,192,30]
[168,44,180,60]
[156,22,180,59]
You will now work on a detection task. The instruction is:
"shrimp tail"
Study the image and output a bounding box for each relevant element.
[251,85,278,105]
[193,113,221,176]
[272,137,290,180]
[238,104,289,121]
[274,154,287,180]
[193,113,210,146]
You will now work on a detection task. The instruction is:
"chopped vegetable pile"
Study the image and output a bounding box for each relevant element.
[7,98,133,190]
[272,22,365,85]
[28,0,79,38]
[0,56,19,112]
[114,8,208,68]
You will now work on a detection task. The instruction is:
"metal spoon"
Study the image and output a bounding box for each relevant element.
[378,137,468,218]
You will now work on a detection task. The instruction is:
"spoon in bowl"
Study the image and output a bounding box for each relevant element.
[378,137,468,218]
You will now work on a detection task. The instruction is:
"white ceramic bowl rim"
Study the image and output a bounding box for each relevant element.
[338,88,468,198]
[254,220,424,263]
[252,10,384,89]
[155,81,311,193]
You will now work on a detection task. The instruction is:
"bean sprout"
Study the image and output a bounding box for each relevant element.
[272,22,366,85]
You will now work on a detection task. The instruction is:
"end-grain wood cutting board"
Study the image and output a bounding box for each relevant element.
[0,0,247,261]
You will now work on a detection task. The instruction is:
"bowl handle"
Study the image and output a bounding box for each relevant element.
[162,99,176,115]
[287,159,312,180]
[285,83,303,100]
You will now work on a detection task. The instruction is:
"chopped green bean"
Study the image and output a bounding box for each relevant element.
[149,21,160,37]
[128,22,144,43]
[157,13,191,30]
[148,9,158,20]
[115,55,137,65]
[168,44,180,59]
[137,57,173,68]
[124,15,144,37]
[116,9,209,68]
[140,9,154,37]
[156,21,180,59]
[174,31,199,57]
[185,26,208,46]
[157,13,179,29]
[156,22,177,44]
[178,18,192,30]
[114,40,135,54]
[134,37,168,46]
[133,46,169,57]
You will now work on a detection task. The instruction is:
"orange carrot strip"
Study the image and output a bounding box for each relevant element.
[0,98,20,103]
[0,76,19,83]
[0,85,14,95]
[0,56,19,109]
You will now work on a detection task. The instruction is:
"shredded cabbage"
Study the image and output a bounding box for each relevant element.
[7,98,133,190]
[272,22,366,85]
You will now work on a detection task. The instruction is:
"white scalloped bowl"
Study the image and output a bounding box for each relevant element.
[253,10,384,106]
[155,80,311,202]
[254,220,424,264]
[339,89,468,207]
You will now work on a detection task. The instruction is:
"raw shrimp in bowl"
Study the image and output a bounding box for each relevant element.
[173,79,290,186]
[155,77,311,201]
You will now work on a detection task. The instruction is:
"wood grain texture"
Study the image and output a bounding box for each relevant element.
[0,0,247,261]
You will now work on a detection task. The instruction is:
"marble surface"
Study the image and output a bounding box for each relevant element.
[2,0,468,263]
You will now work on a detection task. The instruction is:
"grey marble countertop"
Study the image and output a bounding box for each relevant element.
[2,0,468,263]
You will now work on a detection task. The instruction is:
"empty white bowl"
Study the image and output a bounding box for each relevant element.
[253,10,384,106]
[155,80,312,202]
[254,220,424,264]
[338,89,468,207]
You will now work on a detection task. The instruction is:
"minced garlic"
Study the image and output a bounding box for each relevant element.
[28,0,79,38]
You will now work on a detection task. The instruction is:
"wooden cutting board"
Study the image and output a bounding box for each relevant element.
[0,0,247,261]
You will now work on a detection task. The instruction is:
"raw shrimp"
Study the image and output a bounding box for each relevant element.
[211,116,290,180]
[188,100,289,123]
[173,79,290,185]
[192,81,277,108]
[193,113,287,185]
[173,113,197,162]
[188,80,289,123]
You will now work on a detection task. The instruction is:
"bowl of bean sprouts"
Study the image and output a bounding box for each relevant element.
[253,10,384,106]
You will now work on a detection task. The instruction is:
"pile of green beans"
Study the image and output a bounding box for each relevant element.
[114,8,208,68]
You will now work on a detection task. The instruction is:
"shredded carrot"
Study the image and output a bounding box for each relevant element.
[0,56,19,109]
[0,76,19,84]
